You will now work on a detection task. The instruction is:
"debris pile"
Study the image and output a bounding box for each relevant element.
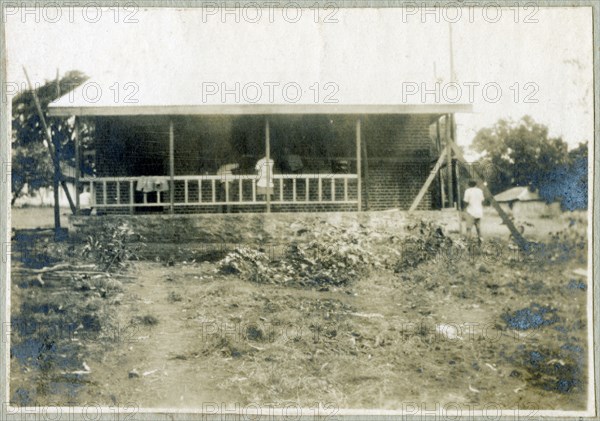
[216,219,460,287]
[217,222,379,288]
[394,220,455,272]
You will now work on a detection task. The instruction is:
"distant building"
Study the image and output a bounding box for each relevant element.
[494,186,561,218]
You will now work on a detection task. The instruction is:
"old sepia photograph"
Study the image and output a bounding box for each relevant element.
[1,1,597,419]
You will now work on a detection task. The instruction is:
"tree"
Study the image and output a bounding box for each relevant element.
[538,141,588,210]
[11,142,54,205]
[472,116,570,195]
[11,70,88,205]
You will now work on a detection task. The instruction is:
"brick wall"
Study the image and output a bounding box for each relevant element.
[362,114,436,211]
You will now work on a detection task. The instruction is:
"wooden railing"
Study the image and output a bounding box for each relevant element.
[81,173,359,211]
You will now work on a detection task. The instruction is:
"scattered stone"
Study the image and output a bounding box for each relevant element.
[128,369,140,379]
[132,315,159,326]
[168,291,183,302]
[510,370,521,378]
[478,264,490,273]
[436,323,462,340]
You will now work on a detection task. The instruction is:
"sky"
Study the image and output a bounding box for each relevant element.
[4,5,594,159]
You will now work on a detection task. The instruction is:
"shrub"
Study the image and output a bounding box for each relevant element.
[81,222,145,271]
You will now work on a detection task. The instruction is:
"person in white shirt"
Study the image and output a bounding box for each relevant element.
[255,156,274,198]
[79,185,93,216]
[463,179,485,241]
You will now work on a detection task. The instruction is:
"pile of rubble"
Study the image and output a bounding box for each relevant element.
[217,221,378,288]
[217,219,456,288]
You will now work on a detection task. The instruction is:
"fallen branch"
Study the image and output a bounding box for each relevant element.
[14,264,97,274]
[23,270,136,279]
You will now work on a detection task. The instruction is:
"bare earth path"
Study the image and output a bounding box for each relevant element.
[9,207,589,411]
[74,256,587,411]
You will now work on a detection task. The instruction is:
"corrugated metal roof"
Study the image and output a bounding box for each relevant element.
[48,8,473,116]
[494,186,541,202]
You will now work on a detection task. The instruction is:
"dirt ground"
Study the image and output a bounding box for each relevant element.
[9,207,589,411]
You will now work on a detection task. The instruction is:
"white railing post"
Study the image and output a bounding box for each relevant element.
[169,120,175,214]
[90,181,95,208]
[292,179,297,203]
[331,178,335,201]
[305,178,309,202]
[318,176,322,202]
[82,173,361,210]
[344,178,348,202]
[279,178,283,202]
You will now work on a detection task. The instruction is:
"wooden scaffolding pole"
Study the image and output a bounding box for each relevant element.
[409,146,449,212]
[436,119,444,208]
[409,139,529,250]
[169,120,175,214]
[52,69,61,228]
[356,118,362,211]
[451,114,460,210]
[74,117,80,214]
[451,114,463,234]
[23,66,76,216]
[265,117,271,213]
[445,114,454,208]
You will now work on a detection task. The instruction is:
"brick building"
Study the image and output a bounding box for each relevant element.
[45,109,468,215]
[47,10,471,215]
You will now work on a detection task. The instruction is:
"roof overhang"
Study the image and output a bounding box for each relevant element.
[48,103,473,117]
[46,8,477,118]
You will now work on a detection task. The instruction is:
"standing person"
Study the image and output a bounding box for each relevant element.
[255,156,274,199]
[79,184,93,216]
[463,179,485,242]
